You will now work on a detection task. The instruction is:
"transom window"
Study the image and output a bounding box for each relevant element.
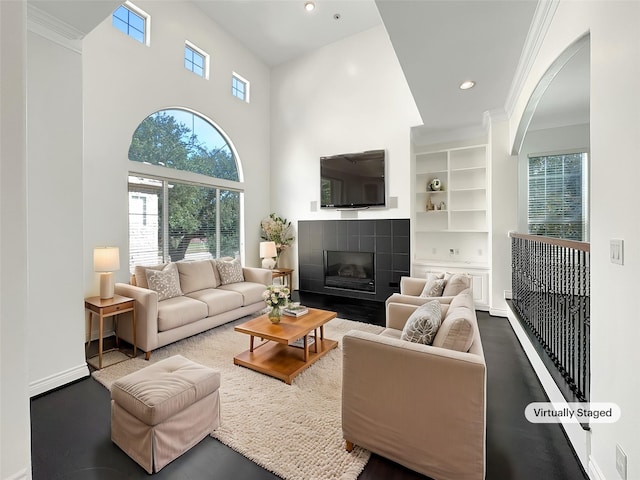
[128,109,242,271]
[528,152,589,241]
[184,42,209,79]
[112,2,149,45]
[232,73,250,102]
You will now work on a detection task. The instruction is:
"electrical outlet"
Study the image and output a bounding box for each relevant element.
[610,239,624,265]
[616,444,627,480]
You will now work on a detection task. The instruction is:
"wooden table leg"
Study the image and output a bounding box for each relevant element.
[250,335,255,352]
[98,312,104,369]
[132,307,137,357]
[86,311,92,357]
[303,335,309,362]
[314,328,318,353]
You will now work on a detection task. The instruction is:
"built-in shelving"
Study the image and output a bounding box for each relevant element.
[412,143,490,308]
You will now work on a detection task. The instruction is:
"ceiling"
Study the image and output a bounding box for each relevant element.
[30,0,590,143]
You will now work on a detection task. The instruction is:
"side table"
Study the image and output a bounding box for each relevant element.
[272,268,293,290]
[85,294,137,369]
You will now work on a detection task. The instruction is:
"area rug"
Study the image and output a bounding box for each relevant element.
[92,317,383,480]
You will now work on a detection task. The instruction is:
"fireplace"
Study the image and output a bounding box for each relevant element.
[324,251,374,292]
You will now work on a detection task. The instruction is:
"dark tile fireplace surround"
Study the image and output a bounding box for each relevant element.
[298,219,410,302]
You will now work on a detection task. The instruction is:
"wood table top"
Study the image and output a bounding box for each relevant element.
[234,308,337,343]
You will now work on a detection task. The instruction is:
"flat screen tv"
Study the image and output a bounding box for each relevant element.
[320,149,386,208]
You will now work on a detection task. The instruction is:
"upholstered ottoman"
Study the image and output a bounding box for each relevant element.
[111,354,220,473]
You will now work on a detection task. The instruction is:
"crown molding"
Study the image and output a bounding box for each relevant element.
[504,0,560,118]
[27,4,83,53]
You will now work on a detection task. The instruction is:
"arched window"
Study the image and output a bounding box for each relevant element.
[127,109,242,271]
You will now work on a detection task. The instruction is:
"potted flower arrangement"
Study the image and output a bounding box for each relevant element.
[262,284,291,324]
[260,213,295,267]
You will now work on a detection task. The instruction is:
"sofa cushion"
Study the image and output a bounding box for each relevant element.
[177,260,219,294]
[157,296,208,332]
[218,282,267,306]
[216,259,245,285]
[134,263,167,289]
[432,306,475,352]
[146,263,183,301]
[186,288,243,316]
[400,300,442,345]
[442,273,471,297]
[448,289,473,309]
[420,278,445,297]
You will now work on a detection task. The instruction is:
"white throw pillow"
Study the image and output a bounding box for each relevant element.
[400,300,442,345]
[145,263,183,301]
[216,259,245,285]
[442,273,471,297]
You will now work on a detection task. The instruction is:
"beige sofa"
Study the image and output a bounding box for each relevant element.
[342,291,486,480]
[115,259,271,360]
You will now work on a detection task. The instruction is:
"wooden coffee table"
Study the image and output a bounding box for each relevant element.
[233,308,337,384]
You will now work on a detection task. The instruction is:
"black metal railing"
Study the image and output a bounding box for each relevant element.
[510,232,590,403]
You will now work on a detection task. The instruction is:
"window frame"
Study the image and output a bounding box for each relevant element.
[112,1,151,46]
[184,40,210,79]
[232,72,250,103]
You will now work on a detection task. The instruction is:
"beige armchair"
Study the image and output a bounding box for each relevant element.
[342,293,486,480]
[385,274,472,308]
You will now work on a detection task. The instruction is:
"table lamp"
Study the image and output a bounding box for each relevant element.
[94,246,120,299]
[259,241,277,269]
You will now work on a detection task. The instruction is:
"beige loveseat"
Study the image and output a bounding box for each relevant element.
[385,273,472,307]
[342,291,486,480]
[115,259,271,360]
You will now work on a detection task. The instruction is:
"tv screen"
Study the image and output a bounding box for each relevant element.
[320,149,386,208]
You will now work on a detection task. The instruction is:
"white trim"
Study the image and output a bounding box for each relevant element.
[27,4,83,53]
[504,0,560,118]
[589,456,607,480]
[4,468,30,480]
[185,39,210,80]
[232,71,251,103]
[120,1,151,47]
[489,308,508,318]
[29,364,89,398]
[506,307,589,471]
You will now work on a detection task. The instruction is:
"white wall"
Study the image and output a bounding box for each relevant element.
[517,123,590,233]
[0,1,31,477]
[509,2,640,478]
[270,26,421,277]
[82,0,271,302]
[27,30,89,395]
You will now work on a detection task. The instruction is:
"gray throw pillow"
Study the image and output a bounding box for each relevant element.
[145,263,183,301]
[420,278,446,297]
[216,259,245,285]
[400,300,442,345]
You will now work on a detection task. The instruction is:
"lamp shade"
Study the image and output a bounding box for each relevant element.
[259,241,277,259]
[94,247,120,272]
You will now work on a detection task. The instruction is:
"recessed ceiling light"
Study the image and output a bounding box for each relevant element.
[459,80,476,90]
[304,1,315,12]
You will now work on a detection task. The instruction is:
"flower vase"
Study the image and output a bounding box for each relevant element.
[268,306,282,324]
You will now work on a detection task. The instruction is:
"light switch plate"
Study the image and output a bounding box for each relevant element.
[610,239,624,265]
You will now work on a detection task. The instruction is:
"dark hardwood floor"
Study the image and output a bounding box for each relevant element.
[31,291,587,480]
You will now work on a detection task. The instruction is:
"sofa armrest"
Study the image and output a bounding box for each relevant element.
[114,283,159,354]
[385,292,455,309]
[399,276,427,295]
[342,330,486,479]
[242,267,272,286]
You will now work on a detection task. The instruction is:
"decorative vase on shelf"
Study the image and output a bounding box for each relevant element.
[268,306,282,324]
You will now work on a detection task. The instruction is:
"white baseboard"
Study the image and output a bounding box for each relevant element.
[506,308,590,472]
[489,307,508,317]
[504,289,512,300]
[29,363,89,397]
[5,467,30,480]
[589,456,606,480]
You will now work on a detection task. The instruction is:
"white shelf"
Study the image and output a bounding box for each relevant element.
[450,187,485,193]
[450,208,485,213]
[450,166,486,173]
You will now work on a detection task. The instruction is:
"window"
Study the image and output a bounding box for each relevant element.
[112,2,149,45]
[232,73,250,102]
[528,152,589,241]
[184,41,209,79]
[128,109,242,272]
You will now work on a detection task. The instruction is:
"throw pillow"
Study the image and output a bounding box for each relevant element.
[432,308,475,352]
[216,259,245,285]
[419,278,446,297]
[145,263,183,301]
[400,300,442,345]
[442,273,471,297]
[134,263,167,289]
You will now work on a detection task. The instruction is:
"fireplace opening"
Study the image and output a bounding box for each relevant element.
[324,250,375,292]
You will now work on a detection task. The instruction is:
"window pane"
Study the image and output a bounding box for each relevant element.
[113,6,128,23]
[128,176,163,272]
[112,5,146,44]
[129,109,239,181]
[219,190,240,258]
[112,17,128,35]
